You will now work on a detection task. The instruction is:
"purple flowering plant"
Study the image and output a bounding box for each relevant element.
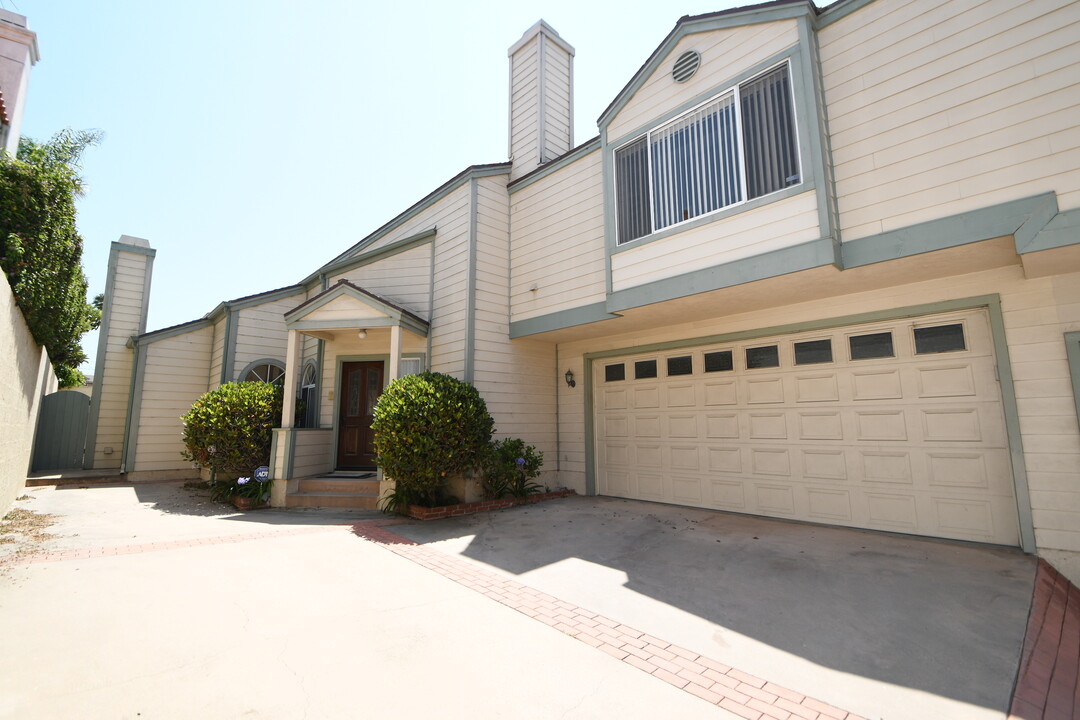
[230,475,271,502]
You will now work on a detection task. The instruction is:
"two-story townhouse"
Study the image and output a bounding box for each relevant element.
[85,0,1080,583]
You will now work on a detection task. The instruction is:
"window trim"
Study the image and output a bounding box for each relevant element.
[237,358,286,386]
[1065,331,1080,427]
[612,58,802,247]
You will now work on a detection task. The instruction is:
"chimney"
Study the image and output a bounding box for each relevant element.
[508,20,574,181]
[0,10,39,155]
[84,236,155,469]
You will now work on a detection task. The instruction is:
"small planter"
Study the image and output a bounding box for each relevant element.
[406,489,576,521]
[232,496,269,511]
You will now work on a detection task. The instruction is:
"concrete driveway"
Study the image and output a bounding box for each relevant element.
[0,483,1036,720]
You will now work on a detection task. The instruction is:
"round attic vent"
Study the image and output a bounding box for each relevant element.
[672,50,700,83]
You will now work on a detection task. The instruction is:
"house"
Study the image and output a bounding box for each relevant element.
[85,0,1080,584]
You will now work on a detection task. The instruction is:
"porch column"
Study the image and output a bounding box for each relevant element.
[388,324,402,381]
[281,328,301,429]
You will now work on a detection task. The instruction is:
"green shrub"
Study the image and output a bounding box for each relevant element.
[479,438,544,500]
[180,382,283,485]
[372,371,494,508]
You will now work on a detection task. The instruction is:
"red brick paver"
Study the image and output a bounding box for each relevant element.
[1009,560,1080,720]
[351,521,864,720]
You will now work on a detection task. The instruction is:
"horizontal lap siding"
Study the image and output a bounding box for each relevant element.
[93,251,152,468]
[510,149,606,322]
[607,20,799,143]
[473,176,557,478]
[429,185,472,375]
[542,35,572,160]
[610,191,820,292]
[231,296,301,380]
[510,35,541,175]
[330,244,431,317]
[821,0,1080,240]
[557,263,1080,555]
[133,325,213,472]
[208,316,225,389]
[292,430,333,477]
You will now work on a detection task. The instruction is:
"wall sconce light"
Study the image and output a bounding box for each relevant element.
[564,369,576,388]
[357,329,367,340]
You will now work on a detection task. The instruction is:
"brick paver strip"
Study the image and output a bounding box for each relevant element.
[350,521,865,719]
[1009,560,1080,720]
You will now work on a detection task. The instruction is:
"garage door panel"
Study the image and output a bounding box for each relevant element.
[667,414,700,438]
[704,380,738,405]
[916,364,978,398]
[665,384,697,408]
[755,484,796,515]
[706,413,740,438]
[854,410,909,441]
[807,487,854,522]
[749,412,788,439]
[798,411,843,440]
[852,369,904,400]
[709,479,746,509]
[746,377,785,404]
[593,308,1021,546]
[708,446,743,473]
[795,374,840,402]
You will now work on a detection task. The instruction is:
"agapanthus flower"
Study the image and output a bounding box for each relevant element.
[237,477,251,485]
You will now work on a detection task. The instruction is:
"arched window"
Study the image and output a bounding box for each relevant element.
[298,361,319,428]
[240,359,285,386]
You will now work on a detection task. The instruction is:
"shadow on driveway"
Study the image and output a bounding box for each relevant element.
[393,495,1035,717]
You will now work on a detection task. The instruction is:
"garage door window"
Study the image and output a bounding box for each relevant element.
[794,339,833,365]
[849,332,894,360]
[704,350,734,372]
[635,360,658,379]
[746,345,780,369]
[605,363,626,382]
[667,356,693,376]
[914,324,966,354]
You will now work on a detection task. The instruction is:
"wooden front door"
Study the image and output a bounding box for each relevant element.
[337,361,383,468]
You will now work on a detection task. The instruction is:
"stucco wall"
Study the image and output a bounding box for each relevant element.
[0,273,56,512]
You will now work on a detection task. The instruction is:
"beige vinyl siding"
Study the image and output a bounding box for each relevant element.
[510,149,606,322]
[207,315,225,389]
[329,244,431,318]
[542,34,573,160]
[607,20,800,143]
[92,251,152,468]
[471,175,558,478]
[510,34,541,176]
[610,191,820,292]
[230,296,299,380]
[428,184,472,375]
[291,430,333,477]
[821,0,1080,240]
[556,262,1080,557]
[132,326,213,472]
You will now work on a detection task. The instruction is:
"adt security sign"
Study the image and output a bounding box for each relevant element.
[254,466,270,481]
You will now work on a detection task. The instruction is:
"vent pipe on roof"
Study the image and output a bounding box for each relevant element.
[507,20,575,181]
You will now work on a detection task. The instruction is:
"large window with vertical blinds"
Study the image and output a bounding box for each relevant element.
[614,62,800,245]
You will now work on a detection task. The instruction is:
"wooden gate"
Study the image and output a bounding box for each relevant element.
[31,391,90,471]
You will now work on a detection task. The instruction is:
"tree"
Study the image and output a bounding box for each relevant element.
[0,129,103,387]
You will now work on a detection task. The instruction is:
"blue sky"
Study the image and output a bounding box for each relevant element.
[11,0,739,375]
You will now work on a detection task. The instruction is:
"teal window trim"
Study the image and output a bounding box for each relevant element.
[237,358,285,384]
[1066,331,1080,427]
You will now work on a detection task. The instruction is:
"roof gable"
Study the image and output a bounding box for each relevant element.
[599,0,814,140]
[285,279,429,337]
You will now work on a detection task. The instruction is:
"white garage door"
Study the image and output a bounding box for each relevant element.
[594,309,1020,546]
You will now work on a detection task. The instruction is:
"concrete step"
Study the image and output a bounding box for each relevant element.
[286,491,380,510]
[297,478,379,494]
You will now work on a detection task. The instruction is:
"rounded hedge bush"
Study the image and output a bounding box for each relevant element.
[180,381,283,481]
[372,371,494,507]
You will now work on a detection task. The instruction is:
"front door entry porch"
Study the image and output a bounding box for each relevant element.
[337,361,383,469]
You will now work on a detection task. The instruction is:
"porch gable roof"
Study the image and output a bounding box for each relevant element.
[284,279,429,338]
